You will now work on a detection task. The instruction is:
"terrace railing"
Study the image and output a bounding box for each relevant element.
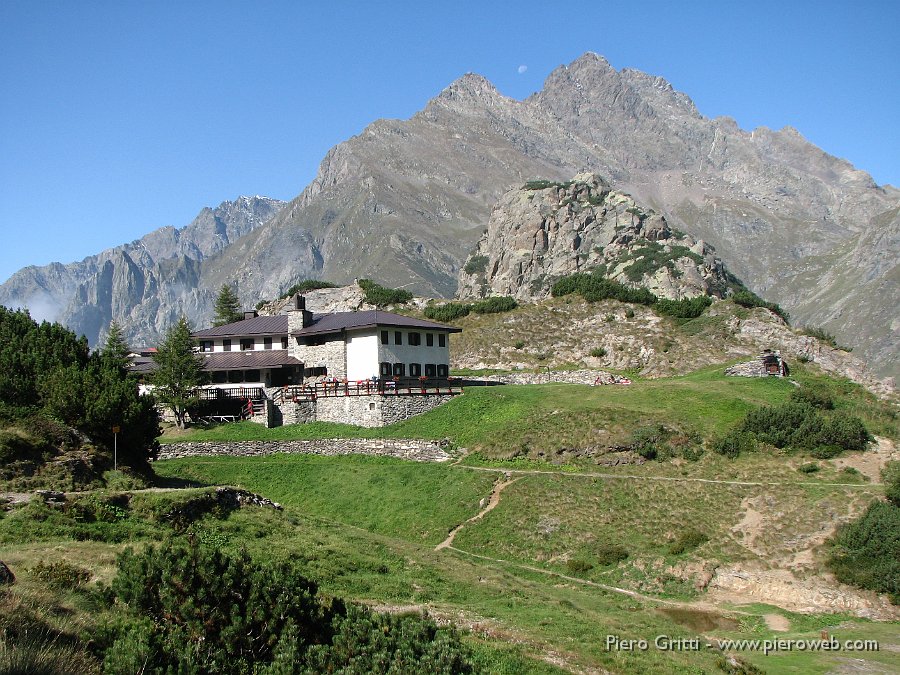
[276,378,462,401]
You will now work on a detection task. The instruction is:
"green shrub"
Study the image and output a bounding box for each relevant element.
[801,325,837,347]
[625,308,635,318]
[827,500,900,602]
[731,289,789,322]
[883,461,900,507]
[589,347,607,358]
[669,529,708,555]
[620,243,703,282]
[741,402,819,449]
[423,303,471,322]
[278,279,338,300]
[654,295,712,319]
[810,445,844,460]
[30,560,91,590]
[798,462,820,474]
[630,424,670,460]
[565,559,594,575]
[594,543,629,566]
[470,296,517,314]
[789,387,834,410]
[463,255,489,276]
[304,604,473,675]
[550,272,657,306]
[357,279,413,307]
[106,539,475,673]
[816,413,872,452]
[713,430,757,458]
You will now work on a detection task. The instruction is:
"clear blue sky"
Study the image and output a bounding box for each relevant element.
[1,1,897,284]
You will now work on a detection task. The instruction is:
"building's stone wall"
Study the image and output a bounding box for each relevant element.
[316,396,382,427]
[157,438,453,462]
[276,400,316,425]
[248,399,274,426]
[314,393,456,427]
[291,338,348,380]
[379,394,456,425]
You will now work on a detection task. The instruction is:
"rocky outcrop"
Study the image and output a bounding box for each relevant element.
[457,173,728,300]
[2,53,897,376]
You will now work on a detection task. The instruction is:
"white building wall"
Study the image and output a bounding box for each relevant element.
[377,329,451,375]
[203,336,286,353]
[346,329,380,381]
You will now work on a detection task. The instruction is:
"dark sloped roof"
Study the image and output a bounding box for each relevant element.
[128,350,301,374]
[292,309,461,337]
[201,350,302,370]
[191,309,461,339]
[193,315,288,338]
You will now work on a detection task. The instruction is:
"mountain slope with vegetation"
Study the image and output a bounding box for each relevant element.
[1,54,896,375]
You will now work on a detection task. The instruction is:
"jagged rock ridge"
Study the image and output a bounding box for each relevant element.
[0,196,285,347]
[457,173,728,301]
[0,53,896,377]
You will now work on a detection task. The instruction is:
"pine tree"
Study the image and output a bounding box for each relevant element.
[152,317,207,428]
[101,321,131,371]
[213,284,243,326]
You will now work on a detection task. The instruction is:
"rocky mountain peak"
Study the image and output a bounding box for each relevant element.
[458,174,727,301]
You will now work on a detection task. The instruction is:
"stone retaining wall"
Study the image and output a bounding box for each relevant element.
[157,438,454,462]
[474,369,629,386]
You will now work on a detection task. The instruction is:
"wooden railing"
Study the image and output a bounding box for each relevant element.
[276,379,462,401]
[195,387,265,401]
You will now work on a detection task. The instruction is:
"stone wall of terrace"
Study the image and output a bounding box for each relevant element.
[157,438,453,462]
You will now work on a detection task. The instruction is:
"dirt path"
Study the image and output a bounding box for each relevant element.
[435,477,520,550]
[455,463,882,488]
[832,435,898,482]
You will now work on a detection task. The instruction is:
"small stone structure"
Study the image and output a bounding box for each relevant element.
[725,350,789,378]
[157,438,454,463]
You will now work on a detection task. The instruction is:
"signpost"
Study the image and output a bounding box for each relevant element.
[112,426,120,471]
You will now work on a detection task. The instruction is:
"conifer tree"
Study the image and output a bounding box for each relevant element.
[152,317,207,428]
[101,321,131,371]
[213,284,243,326]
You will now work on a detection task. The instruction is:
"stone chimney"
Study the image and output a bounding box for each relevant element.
[287,293,313,332]
[243,310,258,320]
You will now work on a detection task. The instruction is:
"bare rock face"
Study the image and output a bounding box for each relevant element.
[0,196,285,348]
[1,53,896,376]
[457,173,728,300]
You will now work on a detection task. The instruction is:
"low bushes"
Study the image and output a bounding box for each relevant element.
[654,296,712,319]
[827,463,900,603]
[423,297,518,323]
[104,539,474,673]
[358,279,413,307]
[731,289,789,322]
[278,279,338,300]
[827,500,900,603]
[714,400,872,459]
[550,273,657,306]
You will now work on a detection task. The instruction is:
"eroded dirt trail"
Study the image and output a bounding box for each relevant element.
[435,476,520,551]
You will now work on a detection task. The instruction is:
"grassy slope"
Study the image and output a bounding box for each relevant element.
[149,453,896,674]
[5,366,897,674]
